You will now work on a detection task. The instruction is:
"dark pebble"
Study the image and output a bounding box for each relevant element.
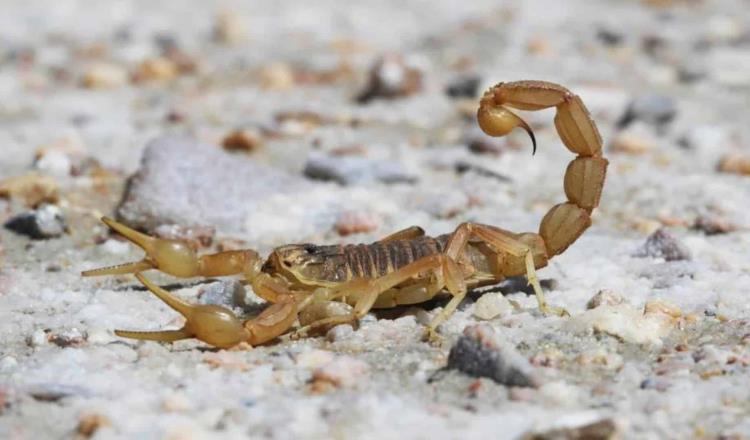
[633,228,691,261]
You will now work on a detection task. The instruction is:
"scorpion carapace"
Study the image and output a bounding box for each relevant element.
[82,80,607,348]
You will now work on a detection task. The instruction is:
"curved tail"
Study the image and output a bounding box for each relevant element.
[477,80,608,258]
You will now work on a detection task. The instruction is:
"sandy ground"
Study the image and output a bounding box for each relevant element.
[1,1,750,439]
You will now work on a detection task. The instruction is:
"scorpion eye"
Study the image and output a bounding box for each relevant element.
[303,244,317,253]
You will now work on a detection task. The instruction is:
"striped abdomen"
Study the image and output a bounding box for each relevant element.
[341,235,449,280]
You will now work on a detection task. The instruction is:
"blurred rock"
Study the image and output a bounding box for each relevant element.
[334,210,379,236]
[48,327,87,348]
[617,94,676,130]
[304,152,416,185]
[259,62,295,91]
[610,125,657,155]
[445,75,480,99]
[213,11,247,44]
[473,293,513,320]
[198,280,247,311]
[311,356,369,389]
[633,228,691,261]
[356,54,423,103]
[153,223,215,248]
[4,204,66,239]
[586,290,625,309]
[678,125,729,153]
[81,63,128,89]
[692,215,738,235]
[0,173,59,207]
[134,57,179,82]
[523,418,617,440]
[717,153,750,176]
[447,324,539,387]
[221,129,264,153]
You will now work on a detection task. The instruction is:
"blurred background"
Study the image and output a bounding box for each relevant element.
[1,1,750,439]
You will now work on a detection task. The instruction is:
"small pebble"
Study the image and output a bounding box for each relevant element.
[445,75,480,99]
[610,125,657,155]
[524,418,617,440]
[716,153,750,176]
[0,356,18,373]
[0,173,59,207]
[33,150,73,178]
[473,293,512,320]
[76,411,110,438]
[28,329,48,347]
[162,392,192,412]
[640,377,670,391]
[447,324,538,387]
[334,210,379,236]
[304,153,416,185]
[153,223,215,248]
[296,350,336,369]
[678,125,729,153]
[48,327,87,348]
[214,12,247,44]
[221,129,264,153]
[311,355,369,388]
[26,383,88,402]
[4,204,67,239]
[634,227,691,261]
[134,57,178,82]
[617,94,677,129]
[586,290,625,309]
[81,63,128,89]
[259,62,295,91]
[326,324,354,342]
[692,215,737,235]
[198,280,246,310]
[356,54,423,103]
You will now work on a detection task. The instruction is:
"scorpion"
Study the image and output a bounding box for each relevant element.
[82,80,607,349]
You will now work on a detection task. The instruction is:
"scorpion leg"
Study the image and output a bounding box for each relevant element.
[292,253,464,337]
[377,226,425,243]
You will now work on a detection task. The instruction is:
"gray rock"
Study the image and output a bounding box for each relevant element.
[304,152,417,185]
[116,136,336,242]
[522,418,617,440]
[447,324,539,387]
[633,228,691,261]
[617,94,677,129]
[4,204,66,239]
[198,280,247,311]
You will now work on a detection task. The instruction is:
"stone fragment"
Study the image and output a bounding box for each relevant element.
[617,94,677,129]
[259,62,295,91]
[610,126,657,155]
[81,63,128,89]
[692,215,738,235]
[473,293,513,320]
[0,173,59,207]
[523,418,617,440]
[304,152,416,185]
[4,204,67,239]
[567,302,677,346]
[717,153,750,176]
[334,210,379,236]
[586,290,625,309]
[153,223,215,248]
[356,54,423,103]
[198,280,247,311]
[445,75,480,98]
[633,228,691,261]
[213,12,247,44]
[76,411,110,438]
[134,57,178,82]
[311,355,369,388]
[221,129,264,153]
[447,324,539,387]
[48,327,88,348]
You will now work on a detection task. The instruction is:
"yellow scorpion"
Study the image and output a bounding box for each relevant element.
[83,80,607,348]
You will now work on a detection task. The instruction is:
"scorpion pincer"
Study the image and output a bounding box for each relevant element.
[82,80,607,348]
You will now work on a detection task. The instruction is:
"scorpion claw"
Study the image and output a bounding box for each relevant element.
[117,273,249,348]
[477,105,537,155]
[82,217,202,278]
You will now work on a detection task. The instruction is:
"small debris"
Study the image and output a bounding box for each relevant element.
[356,54,423,103]
[447,324,539,387]
[5,204,67,239]
[304,153,416,185]
[162,392,191,412]
[634,228,691,261]
[617,94,677,129]
[81,63,128,89]
[717,153,750,176]
[221,129,264,153]
[640,377,670,391]
[334,210,379,236]
[692,215,738,235]
[133,57,178,82]
[26,383,88,402]
[567,302,677,345]
[586,290,625,309]
[610,125,657,155]
[48,327,88,348]
[153,223,215,248]
[76,411,110,438]
[0,173,59,207]
[445,75,480,99]
[326,324,354,342]
[259,62,295,91]
[523,418,617,440]
[473,293,513,320]
[311,355,369,390]
[213,11,247,44]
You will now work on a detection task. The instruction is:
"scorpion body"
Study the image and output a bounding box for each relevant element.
[83,80,607,349]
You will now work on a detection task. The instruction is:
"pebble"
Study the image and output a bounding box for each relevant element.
[198,280,247,311]
[716,153,750,176]
[447,324,539,387]
[259,62,296,91]
[617,94,677,129]
[162,392,192,412]
[472,293,513,320]
[296,349,336,369]
[221,129,264,153]
[610,125,657,155]
[678,125,730,153]
[567,302,676,345]
[356,54,423,103]
[27,329,48,347]
[0,356,18,373]
[445,75,481,99]
[326,324,354,342]
[153,223,215,248]
[76,411,110,438]
[134,57,179,82]
[692,215,738,235]
[633,227,692,261]
[214,12,247,44]
[0,172,59,207]
[524,418,617,440]
[304,152,417,185]
[48,327,88,348]
[586,290,625,309]
[4,204,67,239]
[81,63,128,89]
[33,149,73,178]
[334,210,379,236]
[311,355,369,388]
[26,383,89,402]
[640,377,670,391]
